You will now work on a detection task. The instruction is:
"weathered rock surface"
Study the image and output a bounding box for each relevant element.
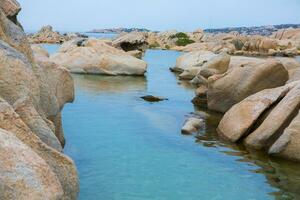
[50,38,147,75]
[0,2,79,199]
[272,28,300,41]
[172,50,216,72]
[113,32,148,53]
[0,128,64,200]
[217,81,300,162]
[207,58,289,112]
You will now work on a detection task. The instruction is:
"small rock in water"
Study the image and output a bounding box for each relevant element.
[181,117,204,135]
[140,95,168,102]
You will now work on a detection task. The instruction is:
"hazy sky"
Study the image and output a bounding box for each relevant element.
[18,0,300,32]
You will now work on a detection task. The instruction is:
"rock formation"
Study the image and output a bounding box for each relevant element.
[28,25,67,44]
[0,1,79,199]
[112,32,148,56]
[50,38,147,76]
[217,81,300,162]
[207,58,289,112]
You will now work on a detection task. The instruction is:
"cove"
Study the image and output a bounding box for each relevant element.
[55,48,300,200]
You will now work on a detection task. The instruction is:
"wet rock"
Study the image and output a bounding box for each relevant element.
[181,117,204,134]
[141,95,168,102]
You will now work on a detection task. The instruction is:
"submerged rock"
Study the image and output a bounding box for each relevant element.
[141,95,168,102]
[181,117,204,135]
[50,38,147,76]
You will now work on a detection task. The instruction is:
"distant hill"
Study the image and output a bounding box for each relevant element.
[204,24,300,36]
[87,28,151,33]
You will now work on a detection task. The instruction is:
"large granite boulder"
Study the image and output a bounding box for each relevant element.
[50,38,147,75]
[217,81,300,162]
[171,50,216,73]
[0,128,64,200]
[113,32,148,53]
[0,3,79,199]
[207,58,289,112]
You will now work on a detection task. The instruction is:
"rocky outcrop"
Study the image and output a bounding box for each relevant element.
[171,50,216,73]
[0,2,78,199]
[272,28,300,41]
[28,25,68,44]
[191,52,231,84]
[217,81,300,162]
[0,0,21,26]
[207,58,289,112]
[50,38,147,76]
[113,32,148,54]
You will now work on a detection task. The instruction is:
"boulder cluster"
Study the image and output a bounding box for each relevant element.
[171,33,300,162]
[115,28,300,57]
[0,0,78,199]
[28,25,87,44]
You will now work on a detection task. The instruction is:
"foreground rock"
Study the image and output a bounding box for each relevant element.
[50,38,147,75]
[181,117,204,134]
[141,95,168,102]
[217,81,300,162]
[207,58,289,112]
[0,2,78,199]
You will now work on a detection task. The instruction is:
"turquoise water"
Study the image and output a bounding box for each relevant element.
[58,49,300,200]
[41,44,60,54]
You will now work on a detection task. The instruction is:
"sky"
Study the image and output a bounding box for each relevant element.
[18,0,300,32]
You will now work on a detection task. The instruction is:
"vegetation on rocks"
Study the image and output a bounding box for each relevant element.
[169,32,195,46]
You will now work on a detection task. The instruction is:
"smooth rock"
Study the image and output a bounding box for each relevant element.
[181,117,204,134]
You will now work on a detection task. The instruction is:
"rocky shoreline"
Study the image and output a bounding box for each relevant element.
[1,0,300,198]
[0,0,78,199]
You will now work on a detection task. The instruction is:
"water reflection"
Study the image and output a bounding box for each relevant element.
[194,106,300,200]
[73,74,147,94]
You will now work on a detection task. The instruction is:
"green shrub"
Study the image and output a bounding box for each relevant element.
[149,42,160,49]
[169,32,195,46]
[169,32,189,39]
[165,45,170,49]
[175,38,195,46]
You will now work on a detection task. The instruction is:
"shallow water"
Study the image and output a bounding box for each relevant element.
[41,47,300,200]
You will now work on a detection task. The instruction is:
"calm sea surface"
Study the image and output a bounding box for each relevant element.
[42,44,300,200]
